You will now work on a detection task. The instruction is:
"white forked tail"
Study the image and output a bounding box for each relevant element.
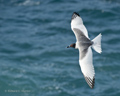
[92,33,102,54]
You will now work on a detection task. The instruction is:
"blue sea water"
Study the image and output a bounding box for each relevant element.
[0,0,120,96]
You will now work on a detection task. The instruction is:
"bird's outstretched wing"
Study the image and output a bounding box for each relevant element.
[71,12,89,39]
[79,47,95,89]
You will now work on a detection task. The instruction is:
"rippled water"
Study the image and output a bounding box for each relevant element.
[0,0,120,96]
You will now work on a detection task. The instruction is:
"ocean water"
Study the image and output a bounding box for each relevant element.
[0,0,120,96]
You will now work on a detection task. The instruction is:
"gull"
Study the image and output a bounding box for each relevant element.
[67,12,102,89]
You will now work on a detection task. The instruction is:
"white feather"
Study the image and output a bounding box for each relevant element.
[71,16,89,39]
[92,33,102,53]
[79,47,95,80]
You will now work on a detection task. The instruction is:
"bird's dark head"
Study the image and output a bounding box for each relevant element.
[67,43,76,48]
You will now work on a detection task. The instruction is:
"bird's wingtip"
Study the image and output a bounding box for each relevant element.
[71,12,80,20]
[84,75,95,89]
[73,12,80,15]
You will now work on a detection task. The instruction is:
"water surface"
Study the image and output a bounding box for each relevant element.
[0,0,120,96]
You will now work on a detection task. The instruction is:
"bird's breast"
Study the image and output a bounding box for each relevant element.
[75,42,79,49]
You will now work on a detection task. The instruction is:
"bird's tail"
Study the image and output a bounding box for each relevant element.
[92,33,102,54]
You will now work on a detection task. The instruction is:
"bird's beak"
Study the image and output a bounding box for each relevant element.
[66,46,70,48]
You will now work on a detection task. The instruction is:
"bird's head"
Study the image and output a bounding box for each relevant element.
[67,43,76,48]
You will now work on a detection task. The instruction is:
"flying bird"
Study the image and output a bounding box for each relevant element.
[67,12,102,89]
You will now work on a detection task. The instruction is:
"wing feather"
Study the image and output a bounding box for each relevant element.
[71,12,89,39]
[79,47,95,88]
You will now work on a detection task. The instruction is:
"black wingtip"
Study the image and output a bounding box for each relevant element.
[84,75,95,89]
[71,12,80,20]
[73,12,80,16]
